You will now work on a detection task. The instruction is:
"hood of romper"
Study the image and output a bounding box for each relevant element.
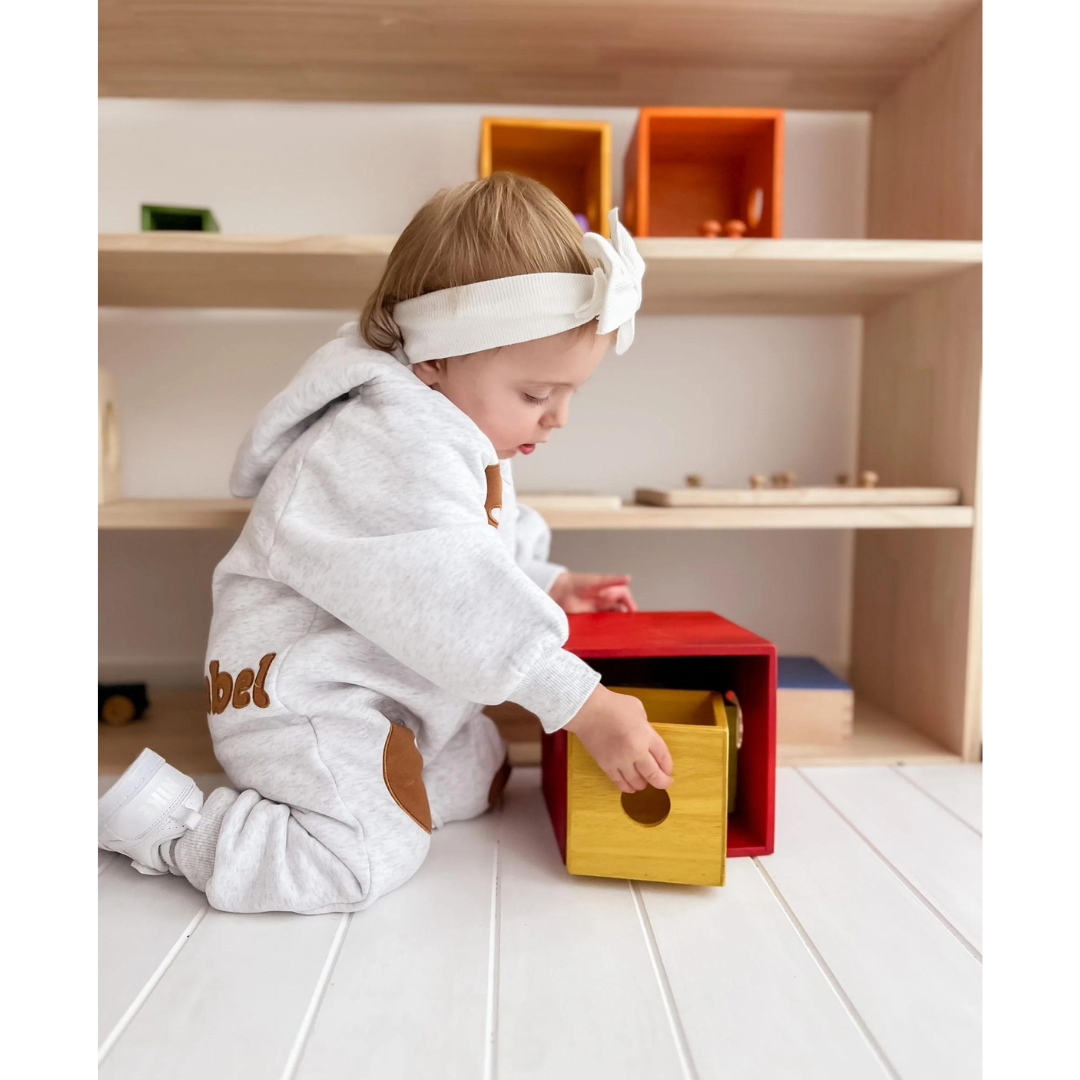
[229,321,411,498]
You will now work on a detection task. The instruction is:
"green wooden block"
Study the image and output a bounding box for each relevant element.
[141,204,220,232]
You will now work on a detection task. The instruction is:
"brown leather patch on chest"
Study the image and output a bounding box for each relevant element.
[382,722,432,834]
[484,462,502,528]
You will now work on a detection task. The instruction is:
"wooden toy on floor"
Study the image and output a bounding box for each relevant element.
[541,610,777,886]
[99,683,149,726]
[565,686,730,886]
[698,219,722,237]
[723,219,747,238]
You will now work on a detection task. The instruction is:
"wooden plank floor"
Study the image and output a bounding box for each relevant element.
[99,765,981,1079]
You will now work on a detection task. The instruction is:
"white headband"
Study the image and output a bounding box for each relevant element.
[393,208,645,363]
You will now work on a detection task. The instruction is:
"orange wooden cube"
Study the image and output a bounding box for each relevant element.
[623,107,784,238]
[479,117,612,235]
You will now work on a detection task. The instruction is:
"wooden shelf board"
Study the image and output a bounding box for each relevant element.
[100,692,956,776]
[99,0,978,111]
[777,700,961,767]
[99,498,976,532]
[99,235,982,314]
[99,499,253,530]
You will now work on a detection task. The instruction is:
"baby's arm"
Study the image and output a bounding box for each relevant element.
[512,499,567,594]
[267,400,670,788]
[514,500,638,613]
[266,401,598,732]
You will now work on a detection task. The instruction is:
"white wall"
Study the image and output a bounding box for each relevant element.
[98,100,870,686]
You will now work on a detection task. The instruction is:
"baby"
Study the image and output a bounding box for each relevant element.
[98,173,673,915]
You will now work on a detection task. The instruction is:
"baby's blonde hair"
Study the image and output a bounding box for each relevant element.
[361,172,597,353]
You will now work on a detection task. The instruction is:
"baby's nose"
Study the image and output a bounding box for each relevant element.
[545,404,569,429]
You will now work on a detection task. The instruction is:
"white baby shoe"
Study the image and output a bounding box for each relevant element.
[99,748,205,876]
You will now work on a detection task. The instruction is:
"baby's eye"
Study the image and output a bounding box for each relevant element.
[523,392,549,405]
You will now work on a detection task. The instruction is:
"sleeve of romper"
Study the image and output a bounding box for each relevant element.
[513,499,568,594]
[265,397,600,734]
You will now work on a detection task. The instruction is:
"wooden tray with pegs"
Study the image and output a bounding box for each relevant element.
[635,472,960,508]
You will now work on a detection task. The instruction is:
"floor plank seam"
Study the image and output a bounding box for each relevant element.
[277,911,353,1080]
[794,769,983,962]
[751,857,903,1080]
[97,901,211,1065]
[483,805,503,1080]
[629,883,699,1080]
[890,766,982,836]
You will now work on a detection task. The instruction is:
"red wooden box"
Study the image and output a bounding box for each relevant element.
[542,611,776,859]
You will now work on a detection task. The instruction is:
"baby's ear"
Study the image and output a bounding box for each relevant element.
[412,360,442,387]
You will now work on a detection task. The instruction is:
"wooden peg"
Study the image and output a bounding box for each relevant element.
[835,473,849,486]
[859,470,879,489]
[749,474,766,490]
[723,219,747,239]
[770,471,796,489]
[698,219,722,238]
[685,473,705,488]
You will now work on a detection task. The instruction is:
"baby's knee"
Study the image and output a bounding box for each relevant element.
[362,721,434,900]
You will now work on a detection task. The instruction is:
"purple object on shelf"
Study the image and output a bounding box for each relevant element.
[573,213,590,231]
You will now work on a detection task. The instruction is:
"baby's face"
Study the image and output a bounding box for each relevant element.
[413,328,611,459]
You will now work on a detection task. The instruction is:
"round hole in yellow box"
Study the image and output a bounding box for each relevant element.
[621,786,671,827]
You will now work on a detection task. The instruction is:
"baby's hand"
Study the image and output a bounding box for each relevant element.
[565,684,673,794]
[549,572,638,613]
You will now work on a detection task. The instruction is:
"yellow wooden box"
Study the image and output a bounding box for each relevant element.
[479,117,612,236]
[566,687,728,886]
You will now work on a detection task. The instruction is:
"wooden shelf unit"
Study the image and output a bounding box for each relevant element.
[98,0,979,111]
[99,234,981,315]
[98,498,976,533]
[98,691,960,776]
[97,7,983,767]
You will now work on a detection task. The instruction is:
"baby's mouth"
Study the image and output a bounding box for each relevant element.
[518,443,536,455]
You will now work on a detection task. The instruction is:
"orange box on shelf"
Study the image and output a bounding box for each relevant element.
[480,117,612,235]
[623,107,784,238]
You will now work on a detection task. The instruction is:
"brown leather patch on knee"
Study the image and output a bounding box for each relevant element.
[382,722,432,834]
[488,756,512,809]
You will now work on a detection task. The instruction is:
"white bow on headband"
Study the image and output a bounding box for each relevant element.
[577,209,647,354]
[392,208,645,363]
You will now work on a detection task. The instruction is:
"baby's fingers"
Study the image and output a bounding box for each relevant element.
[649,731,674,779]
[636,750,673,790]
